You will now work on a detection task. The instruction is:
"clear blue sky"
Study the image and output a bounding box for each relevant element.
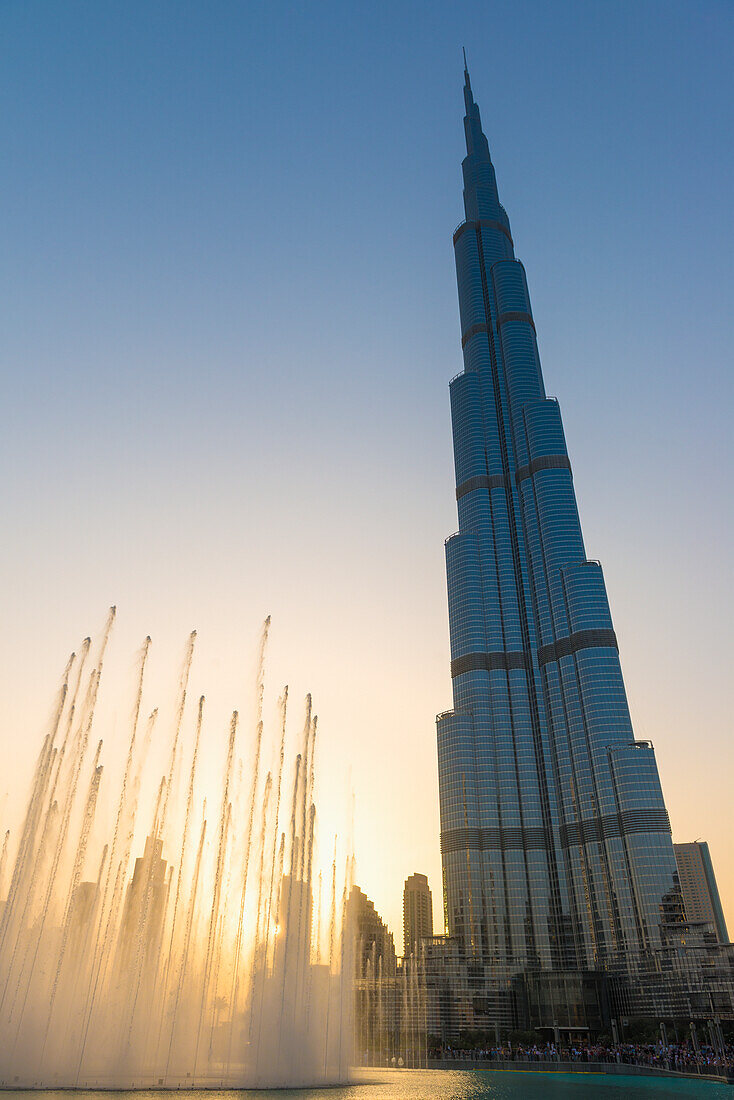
[1,0,732,942]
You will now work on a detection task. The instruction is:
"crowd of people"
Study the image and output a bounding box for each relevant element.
[435,1039,734,1076]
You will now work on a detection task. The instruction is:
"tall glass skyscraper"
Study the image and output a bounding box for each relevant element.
[436,66,732,1026]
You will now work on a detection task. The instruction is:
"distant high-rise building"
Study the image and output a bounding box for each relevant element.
[350,887,426,1065]
[349,886,396,979]
[435,63,734,1026]
[403,873,433,957]
[67,880,98,952]
[117,835,169,976]
[675,842,729,944]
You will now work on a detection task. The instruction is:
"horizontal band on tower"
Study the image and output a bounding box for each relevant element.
[537,628,618,666]
[497,310,536,333]
[453,218,514,247]
[441,826,549,853]
[440,808,671,856]
[559,809,671,848]
[451,650,529,677]
[461,322,490,348]
[460,311,536,349]
[515,454,571,483]
[456,472,507,499]
[455,456,571,498]
[451,629,618,678]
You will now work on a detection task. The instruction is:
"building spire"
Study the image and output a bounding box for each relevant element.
[462,55,490,162]
[462,47,473,106]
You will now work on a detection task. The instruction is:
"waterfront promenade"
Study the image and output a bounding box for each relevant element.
[428,1044,734,1085]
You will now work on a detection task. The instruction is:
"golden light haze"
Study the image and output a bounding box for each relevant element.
[1,482,732,954]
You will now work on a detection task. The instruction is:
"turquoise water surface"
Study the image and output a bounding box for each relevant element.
[3,1070,731,1098]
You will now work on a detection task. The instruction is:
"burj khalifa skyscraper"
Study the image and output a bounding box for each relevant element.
[435,64,732,1026]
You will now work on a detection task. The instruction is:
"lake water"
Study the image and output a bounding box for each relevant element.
[2,1069,731,1098]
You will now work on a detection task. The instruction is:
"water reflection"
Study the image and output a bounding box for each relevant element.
[2,1068,731,1099]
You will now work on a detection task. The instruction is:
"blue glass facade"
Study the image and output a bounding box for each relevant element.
[436,69,694,1018]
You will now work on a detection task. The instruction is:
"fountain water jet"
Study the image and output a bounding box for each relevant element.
[0,614,352,1089]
